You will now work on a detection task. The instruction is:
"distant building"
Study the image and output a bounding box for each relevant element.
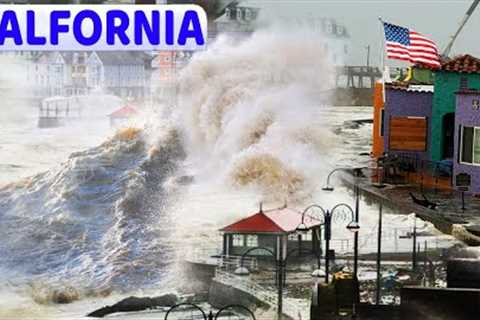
[86,52,151,99]
[213,5,260,40]
[151,51,193,103]
[281,17,350,65]
[150,1,258,104]
[29,52,89,97]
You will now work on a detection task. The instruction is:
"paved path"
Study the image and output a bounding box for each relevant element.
[340,170,480,246]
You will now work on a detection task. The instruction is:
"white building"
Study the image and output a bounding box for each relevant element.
[87,52,150,99]
[280,17,350,66]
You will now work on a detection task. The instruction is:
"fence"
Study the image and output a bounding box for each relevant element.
[186,246,259,272]
[379,153,453,192]
[214,269,307,320]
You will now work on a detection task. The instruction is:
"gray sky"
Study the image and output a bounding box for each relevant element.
[246,0,480,66]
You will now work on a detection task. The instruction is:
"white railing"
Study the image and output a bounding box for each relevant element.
[214,269,308,320]
[217,255,258,272]
[186,246,260,271]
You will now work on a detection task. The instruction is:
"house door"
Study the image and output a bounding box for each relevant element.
[442,113,455,159]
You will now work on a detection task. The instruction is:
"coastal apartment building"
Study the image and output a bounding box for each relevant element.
[0,51,152,99]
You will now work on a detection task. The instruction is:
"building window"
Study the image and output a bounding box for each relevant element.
[460,126,480,165]
[233,234,244,246]
[302,232,313,241]
[246,235,258,247]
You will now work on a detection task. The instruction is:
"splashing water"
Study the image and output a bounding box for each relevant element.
[175,28,338,202]
[0,25,459,319]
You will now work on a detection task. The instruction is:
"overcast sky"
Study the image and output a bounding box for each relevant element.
[245,0,480,66]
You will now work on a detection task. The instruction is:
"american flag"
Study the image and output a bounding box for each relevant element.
[383,22,441,68]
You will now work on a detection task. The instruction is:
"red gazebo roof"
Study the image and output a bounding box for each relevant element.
[109,105,138,118]
[220,207,322,234]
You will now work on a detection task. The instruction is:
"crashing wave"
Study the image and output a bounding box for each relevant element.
[0,126,184,302]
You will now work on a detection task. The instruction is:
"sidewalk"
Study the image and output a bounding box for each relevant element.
[340,169,480,246]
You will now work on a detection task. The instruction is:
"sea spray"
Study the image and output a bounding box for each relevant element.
[176,27,338,203]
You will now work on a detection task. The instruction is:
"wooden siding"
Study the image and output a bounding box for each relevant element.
[390,117,427,151]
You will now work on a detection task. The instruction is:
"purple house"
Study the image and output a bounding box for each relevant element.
[453,90,480,194]
[384,85,434,161]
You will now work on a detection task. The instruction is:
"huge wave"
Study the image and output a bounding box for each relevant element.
[0,26,339,305]
[0,127,184,302]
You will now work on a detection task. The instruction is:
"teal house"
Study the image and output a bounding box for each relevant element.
[431,55,480,161]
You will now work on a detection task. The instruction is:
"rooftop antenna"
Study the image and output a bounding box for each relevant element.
[442,0,480,59]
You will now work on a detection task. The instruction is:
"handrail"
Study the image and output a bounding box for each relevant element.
[213,269,305,319]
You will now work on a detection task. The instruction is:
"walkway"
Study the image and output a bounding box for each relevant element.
[213,269,310,320]
[340,170,480,246]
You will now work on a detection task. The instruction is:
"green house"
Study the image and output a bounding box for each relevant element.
[431,55,480,161]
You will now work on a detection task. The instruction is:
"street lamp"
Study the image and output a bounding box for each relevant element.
[233,246,284,320]
[165,303,256,320]
[322,167,365,279]
[298,203,359,283]
[234,245,322,320]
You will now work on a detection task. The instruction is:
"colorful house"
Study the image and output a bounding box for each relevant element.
[453,89,480,194]
[383,84,434,161]
[220,206,322,258]
[430,55,480,162]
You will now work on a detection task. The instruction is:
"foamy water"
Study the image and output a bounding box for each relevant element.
[0,27,461,319]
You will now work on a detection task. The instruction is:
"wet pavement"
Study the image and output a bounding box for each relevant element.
[340,169,480,246]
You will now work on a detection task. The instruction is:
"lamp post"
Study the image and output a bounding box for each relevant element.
[165,303,256,320]
[322,167,365,280]
[234,245,323,320]
[234,246,284,320]
[297,204,360,283]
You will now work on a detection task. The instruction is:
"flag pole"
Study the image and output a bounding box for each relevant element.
[378,17,386,103]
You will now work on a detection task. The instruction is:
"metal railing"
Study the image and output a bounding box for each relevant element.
[186,246,259,271]
[379,153,453,191]
[214,269,307,320]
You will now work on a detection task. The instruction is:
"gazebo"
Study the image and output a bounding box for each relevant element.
[220,206,322,259]
[108,105,138,127]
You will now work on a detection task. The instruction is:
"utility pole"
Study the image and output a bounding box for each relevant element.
[412,214,417,271]
[366,45,371,67]
[325,212,332,284]
[353,171,360,281]
[375,203,383,305]
[276,236,287,320]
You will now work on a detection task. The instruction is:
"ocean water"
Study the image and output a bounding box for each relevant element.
[0,28,458,319]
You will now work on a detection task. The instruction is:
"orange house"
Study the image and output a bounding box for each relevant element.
[371,82,384,158]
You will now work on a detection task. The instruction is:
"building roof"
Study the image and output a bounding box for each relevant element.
[441,54,480,74]
[220,207,322,234]
[95,52,150,66]
[109,105,138,118]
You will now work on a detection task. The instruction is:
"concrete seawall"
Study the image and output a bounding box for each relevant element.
[208,280,269,310]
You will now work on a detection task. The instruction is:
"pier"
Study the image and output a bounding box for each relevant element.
[38,96,83,128]
[332,66,383,106]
